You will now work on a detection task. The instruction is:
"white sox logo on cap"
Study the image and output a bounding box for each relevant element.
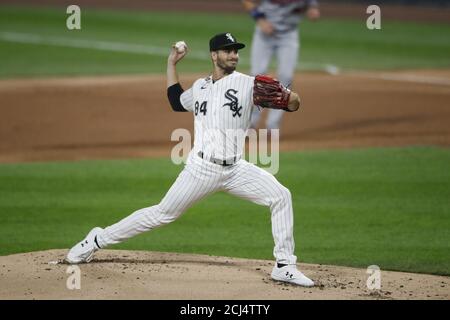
[209,32,245,51]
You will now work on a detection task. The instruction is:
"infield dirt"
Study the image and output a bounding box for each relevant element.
[1,70,450,163]
[0,249,449,300]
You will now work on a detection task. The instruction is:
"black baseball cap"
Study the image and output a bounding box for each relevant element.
[209,32,246,51]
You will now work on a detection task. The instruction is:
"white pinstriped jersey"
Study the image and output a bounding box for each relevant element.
[180,71,255,160]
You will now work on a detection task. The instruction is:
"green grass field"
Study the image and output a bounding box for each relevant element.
[0,147,449,275]
[0,5,450,77]
[0,5,449,277]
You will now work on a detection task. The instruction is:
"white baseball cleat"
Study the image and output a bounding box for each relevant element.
[271,264,315,287]
[66,227,103,264]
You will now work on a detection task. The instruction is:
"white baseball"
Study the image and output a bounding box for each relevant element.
[175,41,187,53]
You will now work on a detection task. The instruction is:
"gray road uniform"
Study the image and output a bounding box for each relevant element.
[249,0,318,130]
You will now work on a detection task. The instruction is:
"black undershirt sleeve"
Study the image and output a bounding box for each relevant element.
[167,83,187,112]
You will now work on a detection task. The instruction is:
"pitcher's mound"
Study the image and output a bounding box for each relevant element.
[0,249,448,300]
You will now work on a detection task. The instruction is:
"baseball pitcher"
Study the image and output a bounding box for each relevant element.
[66,32,314,287]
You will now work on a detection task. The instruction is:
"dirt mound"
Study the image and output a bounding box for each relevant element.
[0,249,448,300]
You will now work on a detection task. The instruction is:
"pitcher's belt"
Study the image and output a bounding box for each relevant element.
[198,151,238,167]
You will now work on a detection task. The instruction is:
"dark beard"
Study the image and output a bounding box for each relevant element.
[217,60,237,74]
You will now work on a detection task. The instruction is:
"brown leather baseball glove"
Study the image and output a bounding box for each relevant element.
[253,75,291,111]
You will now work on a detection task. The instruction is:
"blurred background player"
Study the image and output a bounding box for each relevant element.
[242,0,320,132]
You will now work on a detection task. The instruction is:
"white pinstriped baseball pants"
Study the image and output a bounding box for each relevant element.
[97,151,297,264]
